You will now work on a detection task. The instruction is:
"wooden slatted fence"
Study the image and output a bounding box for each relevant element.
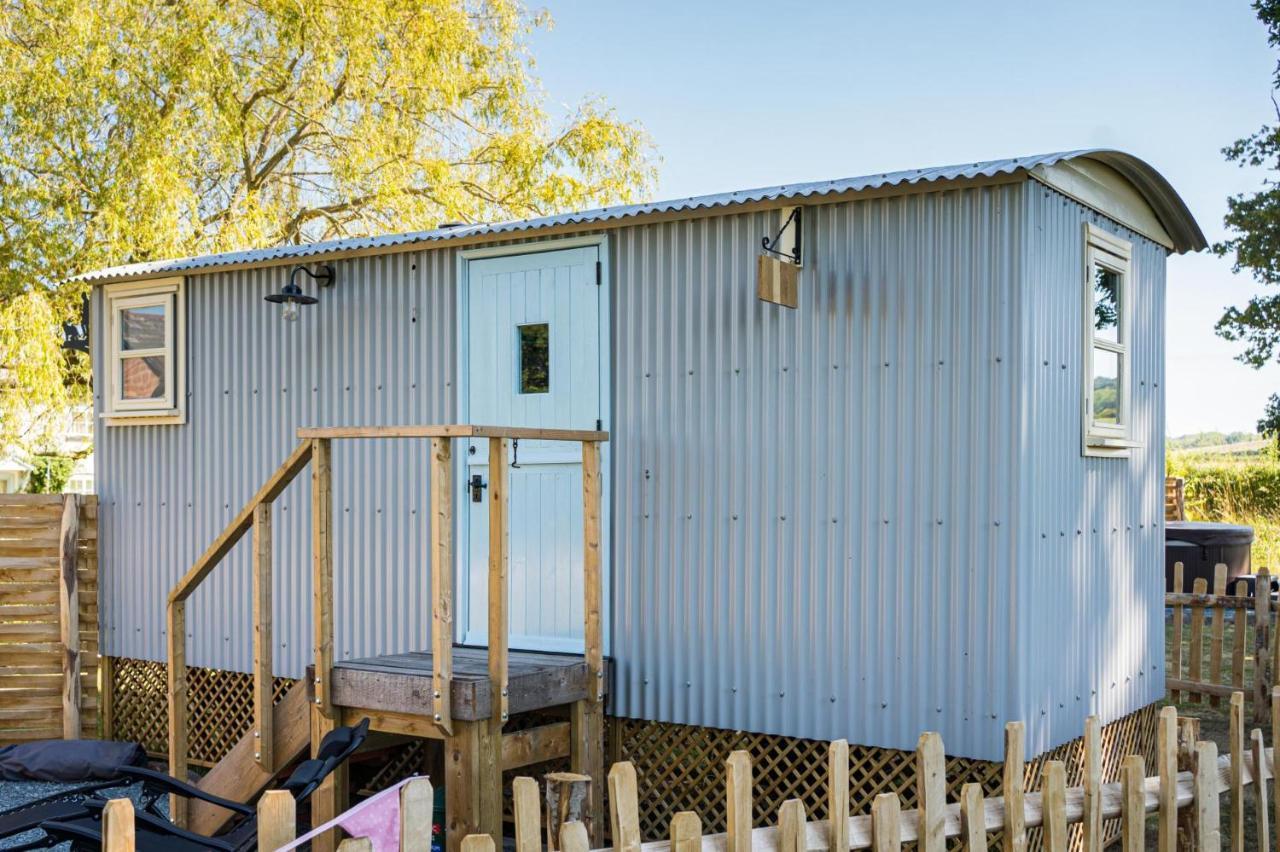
[0,494,98,741]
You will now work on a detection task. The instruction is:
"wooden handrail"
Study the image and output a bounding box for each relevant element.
[296,424,608,441]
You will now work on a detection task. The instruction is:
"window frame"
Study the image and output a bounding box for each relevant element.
[103,277,186,425]
[1081,223,1137,458]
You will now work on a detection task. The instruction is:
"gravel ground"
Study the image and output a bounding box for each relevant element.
[0,779,162,849]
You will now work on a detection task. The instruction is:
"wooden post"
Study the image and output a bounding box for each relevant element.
[102,797,135,852]
[430,437,454,735]
[1002,721,1026,852]
[167,598,188,827]
[1190,577,1207,704]
[1256,568,1272,723]
[58,493,80,740]
[570,700,604,845]
[1121,755,1145,852]
[828,739,849,852]
[461,836,496,852]
[1178,716,1200,852]
[1211,564,1228,706]
[311,437,339,852]
[402,777,435,852]
[560,822,590,852]
[1230,691,1245,852]
[1157,706,1178,852]
[257,789,297,851]
[1172,561,1185,703]
[447,721,482,852]
[916,732,945,852]
[488,438,510,731]
[1253,728,1271,852]
[778,799,805,852]
[671,812,702,852]
[1234,580,1248,693]
[101,654,115,741]
[1041,761,1067,852]
[252,502,273,771]
[871,793,901,852]
[1082,715,1101,852]
[960,784,985,852]
[1194,741,1221,852]
[545,772,592,852]
[338,841,374,852]
[579,439,606,838]
[608,761,640,852]
[726,750,752,852]
[513,777,541,852]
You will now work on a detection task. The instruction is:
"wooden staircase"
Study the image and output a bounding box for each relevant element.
[188,678,313,835]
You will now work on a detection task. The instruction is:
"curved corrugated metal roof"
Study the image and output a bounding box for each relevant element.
[79,148,1205,283]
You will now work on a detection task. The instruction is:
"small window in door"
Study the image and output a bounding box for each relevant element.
[518,323,550,394]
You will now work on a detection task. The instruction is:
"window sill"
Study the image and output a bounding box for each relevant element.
[102,409,186,427]
[1083,435,1142,459]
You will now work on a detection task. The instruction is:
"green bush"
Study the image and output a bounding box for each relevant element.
[24,452,77,494]
[1169,453,1280,568]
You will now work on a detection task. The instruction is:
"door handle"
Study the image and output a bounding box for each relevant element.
[470,474,488,503]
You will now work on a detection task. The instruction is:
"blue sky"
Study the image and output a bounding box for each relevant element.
[530,0,1279,437]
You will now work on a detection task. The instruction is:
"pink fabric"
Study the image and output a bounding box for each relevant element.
[273,776,420,852]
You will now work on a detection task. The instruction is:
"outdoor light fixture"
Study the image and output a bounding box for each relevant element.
[266,264,334,322]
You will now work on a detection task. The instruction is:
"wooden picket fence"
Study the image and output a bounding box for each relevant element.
[92,690,1280,852]
[1167,561,1277,720]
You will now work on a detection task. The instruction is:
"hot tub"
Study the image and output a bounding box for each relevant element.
[1164,521,1254,593]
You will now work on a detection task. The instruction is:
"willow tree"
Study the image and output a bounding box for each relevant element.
[0,0,653,447]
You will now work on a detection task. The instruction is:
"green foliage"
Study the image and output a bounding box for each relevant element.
[1215,1,1280,370]
[0,0,655,451]
[23,452,77,494]
[1168,431,1262,450]
[1170,452,1280,567]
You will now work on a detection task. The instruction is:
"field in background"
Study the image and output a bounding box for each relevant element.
[1168,432,1280,568]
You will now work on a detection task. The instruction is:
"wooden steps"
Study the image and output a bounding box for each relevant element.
[188,678,312,836]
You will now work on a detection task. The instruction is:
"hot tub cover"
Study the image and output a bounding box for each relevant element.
[1166,521,1255,547]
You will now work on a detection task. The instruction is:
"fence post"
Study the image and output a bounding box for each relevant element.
[1178,716,1201,852]
[461,836,496,852]
[1121,755,1145,852]
[1190,577,1208,704]
[513,777,540,852]
[102,797,135,852]
[1041,761,1067,852]
[829,739,849,852]
[1173,562,1185,703]
[1083,716,1102,852]
[671,812,701,852]
[1234,580,1248,693]
[560,822,590,852]
[402,777,434,852]
[608,761,640,852]
[1211,564,1228,707]
[1256,568,1272,723]
[1231,692,1245,852]
[1002,721,1026,852]
[257,789,296,851]
[1158,706,1178,852]
[1194,741,1221,852]
[779,799,805,852]
[57,493,80,740]
[871,793,901,852]
[960,783,985,852]
[1252,728,1270,852]
[726,750,752,852]
[917,732,945,852]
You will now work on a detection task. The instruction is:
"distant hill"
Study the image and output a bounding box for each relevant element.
[1168,431,1262,450]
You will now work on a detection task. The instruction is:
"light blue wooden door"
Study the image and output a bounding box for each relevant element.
[463,246,600,652]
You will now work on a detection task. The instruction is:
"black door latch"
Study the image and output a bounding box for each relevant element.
[470,474,488,503]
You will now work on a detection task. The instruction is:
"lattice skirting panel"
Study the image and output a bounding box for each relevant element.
[610,702,1159,846]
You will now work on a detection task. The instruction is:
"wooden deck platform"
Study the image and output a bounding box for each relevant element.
[331,646,608,723]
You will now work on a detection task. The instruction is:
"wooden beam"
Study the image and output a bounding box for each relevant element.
[167,598,188,827]
[57,494,80,739]
[297,424,609,442]
[252,502,273,771]
[502,722,571,770]
[488,438,509,727]
[169,439,312,604]
[430,437,454,736]
[312,438,333,716]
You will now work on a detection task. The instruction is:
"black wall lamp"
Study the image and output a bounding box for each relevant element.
[266,264,334,322]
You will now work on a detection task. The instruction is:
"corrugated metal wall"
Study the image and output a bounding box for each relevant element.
[95,176,1166,761]
[1015,182,1166,756]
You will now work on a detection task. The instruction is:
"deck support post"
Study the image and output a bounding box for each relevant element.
[311,704,347,852]
[575,438,606,841]
[569,700,604,844]
[446,720,503,852]
[311,437,340,852]
[430,438,454,735]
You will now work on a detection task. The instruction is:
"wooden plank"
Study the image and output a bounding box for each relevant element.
[778,800,804,852]
[257,789,297,851]
[1082,716,1101,852]
[1120,755,1144,852]
[430,437,454,735]
[828,739,849,852]
[1157,706,1177,852]
[671,812,702,852]
[402,777,435,852]
[1195,741,1221,852]
[1041,761,1067,852]
[1230,691,1245,852]
[1002,721,1026,852]
[871,793,901,852]
[169,439,312,604]
[1254,728,1271,852]
[1167,678,1252,699]
[513,776,540,852]
[959,783,985,852]
[57,494,79,740]
[297,424,609,442]
[1211,564,1228,706]
[916,732,944,852]
[489,438,510,727]
[167,599,188,828]
[582,440,603,706]
[757,254,799,308]
[252,502,273,771]
[727,750,752,852]
[313,437,333,716]
[609,761,641,852]
[502,722,571,770]
[339,707,448,740]
[102,797,135,852]
[1190,577,1207,704]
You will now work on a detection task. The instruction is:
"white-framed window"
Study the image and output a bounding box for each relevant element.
[1082,223,1137,457]
[104,277,186,425]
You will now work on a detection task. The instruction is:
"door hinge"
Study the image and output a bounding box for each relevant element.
[595,260,602,286]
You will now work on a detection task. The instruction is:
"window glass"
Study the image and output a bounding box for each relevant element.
[121,303,168,350]
[518,323,550,394]
[1091,347,1120,426]
[1092,265,1121,343]
[121,355,166,400]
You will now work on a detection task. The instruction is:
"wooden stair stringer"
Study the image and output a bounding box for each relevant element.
[188,677,312,836]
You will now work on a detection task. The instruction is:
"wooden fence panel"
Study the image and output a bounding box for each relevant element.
[0,494,98,741]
